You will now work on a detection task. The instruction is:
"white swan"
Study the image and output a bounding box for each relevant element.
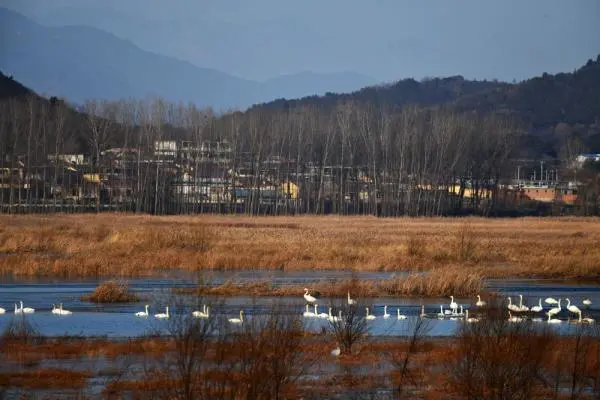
[508,311,522,323]
[507,297,520,312]
[193,305,210,319]
[397,308,407,320]
[518,295,529,312]
[582,298,592,306]
[303,288,317,304]
[365,307,376,320]
[449,296,458,313]
[383,305,391,319]
[475,295,486,307]
[465,309,479,323]
[154,306,169,319]
[420,305,426,319]
[328,307,340,322]
[580,316,595,324]
[547,299,561,319]
[315,304,328,319]
[530,298,543,313]
[14,303,22,314]
[545,297,559,305]
[437,305,445,319]
[566,298,582,318]
[228,310,244,324]
[20,301,34,314]
[331,346,341,357]
[136,305,150,317]
[347,291,356,306]
[51,304,59,314]
[56,303,72,315]
[302,304,315,318]
[0,306,5,314]
[547,313,562,324]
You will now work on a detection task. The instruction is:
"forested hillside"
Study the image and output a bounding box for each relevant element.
[1,57,599,216]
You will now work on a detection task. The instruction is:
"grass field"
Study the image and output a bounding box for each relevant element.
[0,214,599,282]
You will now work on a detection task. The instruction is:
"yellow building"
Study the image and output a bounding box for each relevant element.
[281,181,298,200]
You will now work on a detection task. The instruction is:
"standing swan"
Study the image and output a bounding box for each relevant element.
[476,295,486,307]
[20,301,35,314]
[449,296,458,313]
[303,288,317,304]
[365,307,376,320]
[136,305,150,317]
[228,310,244,324]
[154,306,169,319]
[566,298,582,319]
[347,291,356,306]
[383,305,391,319]
[547,299,561,319]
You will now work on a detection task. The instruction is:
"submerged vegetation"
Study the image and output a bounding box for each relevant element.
[0,215,599,282]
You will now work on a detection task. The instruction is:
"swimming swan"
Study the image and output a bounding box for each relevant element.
[136,305,150,317]
[228,310,244,324]
[20,301,35,314]
[154,306,169,319]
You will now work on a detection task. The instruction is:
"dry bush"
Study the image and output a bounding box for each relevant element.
[81,281,138,303]
[327,302,369,356]
[447,300,556,400]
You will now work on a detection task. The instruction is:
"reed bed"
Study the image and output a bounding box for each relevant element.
[0,214,599,280]
[186,267,484,298]
[81,281,138,303]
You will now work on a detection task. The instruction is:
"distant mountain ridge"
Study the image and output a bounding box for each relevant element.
[0,7,376,110]
[253,57,600,130]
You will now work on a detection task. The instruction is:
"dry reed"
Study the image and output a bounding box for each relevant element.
[0,214,599,280]
[81,281,138,303]
[185,268,484,298]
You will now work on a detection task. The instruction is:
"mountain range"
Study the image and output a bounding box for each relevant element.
[0,7,375,110]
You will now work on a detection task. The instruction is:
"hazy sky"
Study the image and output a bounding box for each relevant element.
[3,0,599,82]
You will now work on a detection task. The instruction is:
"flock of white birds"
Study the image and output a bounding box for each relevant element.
[0,291,593,332]
[301,289,596,326]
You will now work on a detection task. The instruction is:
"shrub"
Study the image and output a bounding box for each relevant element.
[82,281,138,303]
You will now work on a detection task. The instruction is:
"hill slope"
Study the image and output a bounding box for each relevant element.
[0,8,376,110]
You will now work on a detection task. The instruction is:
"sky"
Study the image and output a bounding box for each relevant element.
[2,0,599,83]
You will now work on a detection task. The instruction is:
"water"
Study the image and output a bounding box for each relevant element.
[0,273,598,338]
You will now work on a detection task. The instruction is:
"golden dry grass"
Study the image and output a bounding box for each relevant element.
[0,214,599,280]
[81,280,138,303]
[186,267,484,298]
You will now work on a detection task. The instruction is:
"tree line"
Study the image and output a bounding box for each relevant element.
[2,93,597,216]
